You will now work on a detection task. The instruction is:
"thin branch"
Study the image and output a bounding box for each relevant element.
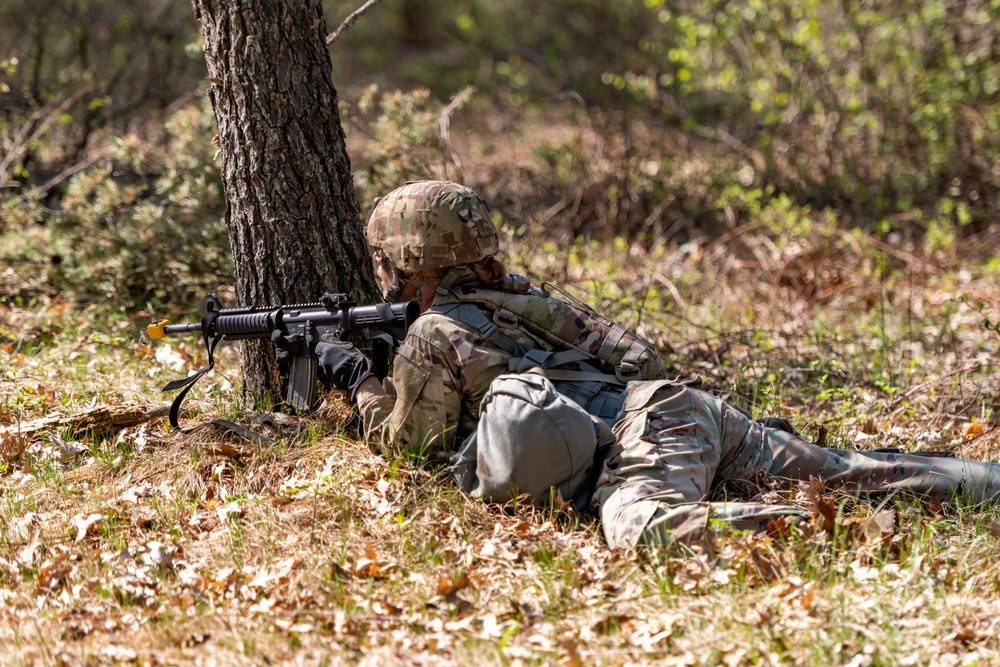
[0,86,94,188]
[326,0,383,45]
[439,86,474,181]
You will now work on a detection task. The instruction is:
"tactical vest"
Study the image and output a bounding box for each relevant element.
[430,274,665,426]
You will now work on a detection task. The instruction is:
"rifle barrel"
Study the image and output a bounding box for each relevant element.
[163,322,203,335]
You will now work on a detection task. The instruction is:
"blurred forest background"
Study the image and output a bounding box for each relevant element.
[1,0,998,312]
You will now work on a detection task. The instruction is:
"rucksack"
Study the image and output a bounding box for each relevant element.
[449,372,613,509]
[432,274,665,383]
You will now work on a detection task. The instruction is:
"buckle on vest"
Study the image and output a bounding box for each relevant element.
[493,308,520,328]
[615,362,642,382]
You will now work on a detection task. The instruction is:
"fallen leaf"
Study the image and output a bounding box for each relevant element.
[870,508,896,536]
[437,571,471,596]
[17,526,41,567]
[849,559,879,583]
[71,513,105,542]
[38,555,71,590]
[329,562,352,581]
[511,522,534,536]
[801,477,837,534]
[673,566,703,591]
[355,559,386,579]
[248,557,298,589]
[120,483,151,505]
[203,443,243,459]
[711,568,736,585]
[562,639,584,667]
[50,433,89,461]
[142,541,173,571]
[373,599,402,616]
[1,432,27,464]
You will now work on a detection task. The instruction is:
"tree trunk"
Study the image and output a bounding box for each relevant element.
[192,0,379,408]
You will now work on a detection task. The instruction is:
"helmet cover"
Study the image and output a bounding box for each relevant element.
[365,180,499,272]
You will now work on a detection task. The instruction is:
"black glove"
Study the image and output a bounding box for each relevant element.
[315,339,375,403]
[272,331,303,375]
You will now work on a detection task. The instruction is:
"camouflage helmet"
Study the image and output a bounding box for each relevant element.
[366,180,499,272]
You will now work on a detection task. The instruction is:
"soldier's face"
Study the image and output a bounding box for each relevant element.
[373,253,436,313]
[404,280,437,312]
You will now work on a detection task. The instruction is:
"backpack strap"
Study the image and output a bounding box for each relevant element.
[509,348,587,372]
[525,367,625,386]
[430,302,524,357]
[433,288,639,387]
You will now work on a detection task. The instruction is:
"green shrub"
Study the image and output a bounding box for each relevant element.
[0,99,229,310]
[621,0,1000,231]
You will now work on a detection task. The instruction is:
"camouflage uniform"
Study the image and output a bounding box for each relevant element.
[358,304,1000,548]
[358,296,539,457]
[359,180,1000,549]
[592,381,1000,549]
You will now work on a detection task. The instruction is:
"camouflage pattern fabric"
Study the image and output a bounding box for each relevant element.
[592,381,1000,549]
[365,181,499,272]
[358,307,535,458]
[433,283,664,381]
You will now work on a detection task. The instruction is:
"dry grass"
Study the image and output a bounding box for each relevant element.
[2,215,1000,666]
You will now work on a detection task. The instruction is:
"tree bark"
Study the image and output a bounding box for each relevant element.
[192,0,379,408]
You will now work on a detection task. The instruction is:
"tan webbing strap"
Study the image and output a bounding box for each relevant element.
[598,324,628,359]
[622,337,651,366]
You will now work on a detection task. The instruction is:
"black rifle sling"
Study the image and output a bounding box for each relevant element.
[162,308,223,430]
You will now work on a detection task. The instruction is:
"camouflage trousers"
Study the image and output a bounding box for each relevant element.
[591,380,1000,549]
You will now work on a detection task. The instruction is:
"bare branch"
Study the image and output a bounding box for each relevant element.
[438,86,474,181]
[326,0,383,45]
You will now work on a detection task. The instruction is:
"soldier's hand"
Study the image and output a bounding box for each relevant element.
[314,339,374,403]
[272,331,303,375]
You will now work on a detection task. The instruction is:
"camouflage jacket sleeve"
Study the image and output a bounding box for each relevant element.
[357,312,512,458]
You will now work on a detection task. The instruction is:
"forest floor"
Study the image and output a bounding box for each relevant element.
[2,216,1000,665]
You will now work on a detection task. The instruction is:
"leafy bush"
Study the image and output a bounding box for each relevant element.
[613,0,1000,233]
[344,85,460,208]
[0,100,229,310]
[0,0,205,189]
[333,0,1000,238]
